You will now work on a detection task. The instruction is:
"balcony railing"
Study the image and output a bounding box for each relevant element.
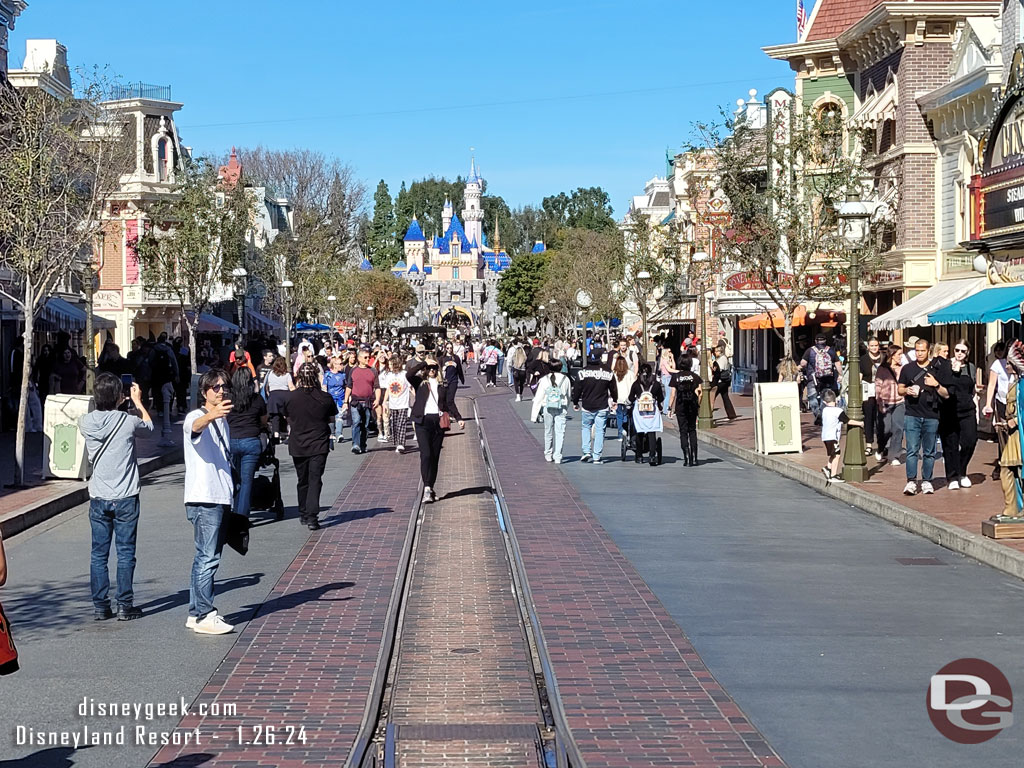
[109,82,172,101]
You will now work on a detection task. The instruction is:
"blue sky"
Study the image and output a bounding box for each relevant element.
[10,0,797,216]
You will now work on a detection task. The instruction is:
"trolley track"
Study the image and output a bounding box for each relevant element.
[343,395,585,768]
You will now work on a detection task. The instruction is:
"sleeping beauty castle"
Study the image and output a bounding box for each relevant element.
[391,158,544,330]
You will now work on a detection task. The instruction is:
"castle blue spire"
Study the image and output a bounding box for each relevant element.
[403,216,425,242]
[467,156,480,184]
[359,256,372,271]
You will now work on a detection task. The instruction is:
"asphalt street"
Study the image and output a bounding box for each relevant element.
[509,397,1024,768]
[0,437,367,768]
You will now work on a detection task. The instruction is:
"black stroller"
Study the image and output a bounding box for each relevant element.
[620,405,663,465]
[250,439,284,520]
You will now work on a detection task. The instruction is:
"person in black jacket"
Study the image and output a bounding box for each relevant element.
[572,352,617,464]
[283,363,337,530]
[439,346,466,428]
[408,358,448,503]
[937,339,980,490]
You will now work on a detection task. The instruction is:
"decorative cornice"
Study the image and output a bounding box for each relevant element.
[763,39,839,62]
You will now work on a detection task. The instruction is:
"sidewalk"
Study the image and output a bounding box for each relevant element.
[0,417,184,537]
[690,393,1024,578]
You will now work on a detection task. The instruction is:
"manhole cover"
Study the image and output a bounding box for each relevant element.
[449,647,480,654]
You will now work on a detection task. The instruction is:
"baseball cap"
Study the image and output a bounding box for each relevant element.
[415,344,427,353]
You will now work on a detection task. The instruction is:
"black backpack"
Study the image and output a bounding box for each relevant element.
[152,346,176,384]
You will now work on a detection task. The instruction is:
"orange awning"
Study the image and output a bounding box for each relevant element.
[738,305,845,330]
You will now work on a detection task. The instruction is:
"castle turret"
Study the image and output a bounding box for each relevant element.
[463,157,484,249]
[442,198,453,233]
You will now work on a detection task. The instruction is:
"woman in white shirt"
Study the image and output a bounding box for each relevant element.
[530,359,573,463]
[408,358,448,503]
[611,355,636,440]
[984,341,1014,451]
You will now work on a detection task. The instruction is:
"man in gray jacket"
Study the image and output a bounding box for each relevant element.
[80,373,152,621]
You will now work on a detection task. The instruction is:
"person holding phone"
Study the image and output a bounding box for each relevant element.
[897,338,948,496]
[182,369,235,635]
[80,374,152,621]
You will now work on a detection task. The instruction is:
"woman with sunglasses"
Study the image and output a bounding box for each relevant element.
[408,357,449,503]
[937,340,979,490]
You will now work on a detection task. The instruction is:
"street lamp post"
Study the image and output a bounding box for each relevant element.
[838,193,872,483]
[232,267,248,341]
[537,305,545,336]
[84,231,102,395]
[366,305,375,339]
[502,310,508,333]
[281,279,294,361]
[692,253,715,431]
[327,295,337,332]
[636,270,652,361]
[575,289,593,365]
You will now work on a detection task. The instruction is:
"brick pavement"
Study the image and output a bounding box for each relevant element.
[701,394,1024,556]
[147,445,421,767]
[390,414,542,766]
[478,394,786,768]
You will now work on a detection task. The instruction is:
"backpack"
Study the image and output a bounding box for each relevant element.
[812,347,834,381]
[544,374,564,410]
[637,386,657,415]
[510,346,527,370]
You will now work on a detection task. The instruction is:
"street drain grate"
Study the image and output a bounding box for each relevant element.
[449,647,481,654]
[896,557,946,566]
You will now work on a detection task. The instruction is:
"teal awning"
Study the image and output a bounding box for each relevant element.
[661,210,675,225]
[927,284,1024,325]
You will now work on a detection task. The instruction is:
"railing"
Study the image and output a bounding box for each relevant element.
[109,82,172,101]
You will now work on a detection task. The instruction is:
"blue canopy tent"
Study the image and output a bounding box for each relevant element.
[295,322,331,332]
[575,319,622,329]
[927,284,1024,325]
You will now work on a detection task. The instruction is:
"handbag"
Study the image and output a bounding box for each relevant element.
[429,385,451,430]
[0,600,19,675]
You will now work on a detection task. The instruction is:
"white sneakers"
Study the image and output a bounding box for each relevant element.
[422,486,436,503]
[890,459,901,467]
[396,445,404,454]
[515,394,522,402]
[903,481,917,496]
[544,454,554,462]
[921,481,934,494]
[947,480,960,491]
[188,612,234,635]
[874,452,883,461]
[960,477,973,488]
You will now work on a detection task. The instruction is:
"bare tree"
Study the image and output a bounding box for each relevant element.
[692,106,879,359]
[0,71,134,486]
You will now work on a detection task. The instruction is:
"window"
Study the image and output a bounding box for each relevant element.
[157,138,168,182]
[453,267,459,280]
[815,101,844,161]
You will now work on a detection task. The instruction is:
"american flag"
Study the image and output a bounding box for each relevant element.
[797,0,808,40]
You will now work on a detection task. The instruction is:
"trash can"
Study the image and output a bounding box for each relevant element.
[43,394,95,479]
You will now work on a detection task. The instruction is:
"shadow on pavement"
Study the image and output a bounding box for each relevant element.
[148,753,215,767]
[321,507,392,528]
[0,746,85,767]
[440,485,491,500]
[133,573,264,619]
[224,580,354,625]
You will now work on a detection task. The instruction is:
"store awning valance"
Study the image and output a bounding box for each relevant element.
[185,311,239,335]
[738,304,844,330]
[927,283,1024,325]
[868,277,985,331]
[40,297,115,331]
[246,309,284,335]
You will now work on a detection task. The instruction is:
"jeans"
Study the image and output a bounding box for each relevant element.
[581,408,609,460]
[293,453,328,524]
[89,495,141,611]
[507,364,515,387]
[660,374,672,414]
[415,415,445,487]
[904,415,939,482]
[160,381,174,439]
[615,407,629,439]
[543,409,567,461]
[332,411,346,442]
[230,436,262,519]
[881,402,905,459]
[349,402,373,450]
[940,413,978,483]
[185,503,226,620]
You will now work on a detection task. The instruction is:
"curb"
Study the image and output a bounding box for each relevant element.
[0,448,183,539]
[697,429,1024,581]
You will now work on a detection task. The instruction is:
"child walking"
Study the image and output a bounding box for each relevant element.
[821,389,863,484]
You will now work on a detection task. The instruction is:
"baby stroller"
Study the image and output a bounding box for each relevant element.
[250,439,284,520]
[622,403,663,465]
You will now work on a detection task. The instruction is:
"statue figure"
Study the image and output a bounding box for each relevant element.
[992,339,1024,522]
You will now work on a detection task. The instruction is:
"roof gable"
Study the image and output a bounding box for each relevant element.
[805,0,881,42]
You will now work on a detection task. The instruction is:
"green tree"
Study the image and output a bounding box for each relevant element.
[351,269,417,327]
[368,179,401,269]
[134,158,257,373]
[497,251,548,318]
[395,177,465,244]
[542,228,624,334]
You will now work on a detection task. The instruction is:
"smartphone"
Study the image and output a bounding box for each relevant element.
[121,374,133,392]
